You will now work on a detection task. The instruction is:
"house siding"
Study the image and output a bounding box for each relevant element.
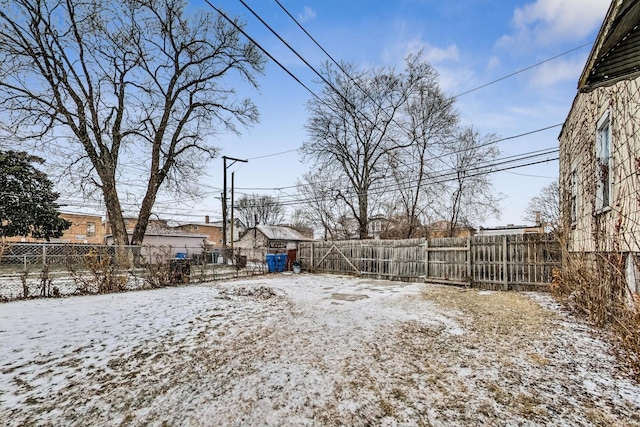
[235,230,270,262]
[59,213,104,244]
[3,212,104,244]
[174,224,224,248]
[235,226,311,262]
[559,77,640,253]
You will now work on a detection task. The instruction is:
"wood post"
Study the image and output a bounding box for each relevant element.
[466,238,472,285]
[424,240,429,282]
[502,235,508,291]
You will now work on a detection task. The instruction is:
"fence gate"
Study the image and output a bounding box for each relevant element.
[314,244,360,275]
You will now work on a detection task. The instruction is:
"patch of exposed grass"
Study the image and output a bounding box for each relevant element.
[421,286,555,337]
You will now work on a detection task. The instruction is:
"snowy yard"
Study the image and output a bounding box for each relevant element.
[1,274,640,426]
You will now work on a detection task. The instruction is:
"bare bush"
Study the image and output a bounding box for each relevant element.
[553,247,640,379]
[139,246,179,288]
[66,248,128,294]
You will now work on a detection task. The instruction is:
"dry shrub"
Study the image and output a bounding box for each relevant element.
[141,261,173,288]
[553,251,640,380]
[139,246,178,288]
[67,247,129,294]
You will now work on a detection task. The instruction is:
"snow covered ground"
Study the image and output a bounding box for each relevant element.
[1,273,639,426]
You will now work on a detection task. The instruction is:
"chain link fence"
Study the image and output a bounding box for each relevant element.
[0,243,267,301]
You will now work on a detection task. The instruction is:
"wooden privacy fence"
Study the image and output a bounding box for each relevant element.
[297,234,561,291]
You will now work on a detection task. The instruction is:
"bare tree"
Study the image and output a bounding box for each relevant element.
[0,0,265,245]
[444,127,502,236]
[302,55,431,239]
[287,210,315,238]
[388,55,458,238]
[524,180,560,234]
[235,194,285,229]
[294,168,353,240]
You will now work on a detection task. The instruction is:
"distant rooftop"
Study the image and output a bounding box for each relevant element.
[256,225,313,241]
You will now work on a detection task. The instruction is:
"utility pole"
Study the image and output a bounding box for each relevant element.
[230,171,235,256]
[222,156,247,260]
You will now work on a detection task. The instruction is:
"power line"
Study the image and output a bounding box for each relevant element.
[231,147,559,206]
[238,0,342,99]
[248,148,298,160]
[48,144,556,215]
[233,140,560,193]
[238,0,432,171]
[274,0,592,102]
[204,1,322,104]
[257,0,571,167]
[454,41,594,98]
[241,156,559,209]
[269,0,459,171]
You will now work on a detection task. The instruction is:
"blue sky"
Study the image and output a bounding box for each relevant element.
[172,0,611,226]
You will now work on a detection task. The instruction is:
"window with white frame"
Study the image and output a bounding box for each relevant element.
[86,222,96,237]
[595,110,611,211]
[571,168,578,225]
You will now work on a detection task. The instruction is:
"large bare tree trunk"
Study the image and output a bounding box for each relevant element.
[102,181,129,246]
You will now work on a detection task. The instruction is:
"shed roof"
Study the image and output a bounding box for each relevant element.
[256,225,312,241]
[106,224,208,239]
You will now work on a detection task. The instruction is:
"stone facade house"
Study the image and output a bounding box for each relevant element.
[558,0,640,290]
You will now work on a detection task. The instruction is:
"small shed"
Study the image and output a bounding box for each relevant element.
[235,225,313,264]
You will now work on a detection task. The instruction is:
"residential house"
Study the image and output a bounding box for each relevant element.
[105,222,207,262]
[326,214,393,240]
[476,223,544,237]
[102,216,168,238]
[558,0,640,290]
[3,212,104,244]
[58,212,104,244]
[426,220,477,238]
[235,225,313,264]
[368,214,389,239]
[174,216,225,249]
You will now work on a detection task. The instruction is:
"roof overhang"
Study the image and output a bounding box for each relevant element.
[578,0,640,91]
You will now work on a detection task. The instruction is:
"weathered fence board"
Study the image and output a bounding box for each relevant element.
[298,234,560,291]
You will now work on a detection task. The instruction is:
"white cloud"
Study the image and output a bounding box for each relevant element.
[499,0,609,48]
[424,44,460,64]
[383,39,460,65]
[297,6,316,23]
[529,55,587,87]
[433,65,474,94]
[487,56,501,70]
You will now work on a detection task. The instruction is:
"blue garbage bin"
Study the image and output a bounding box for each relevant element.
[266,254,277,272]
[276,253,288,272]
